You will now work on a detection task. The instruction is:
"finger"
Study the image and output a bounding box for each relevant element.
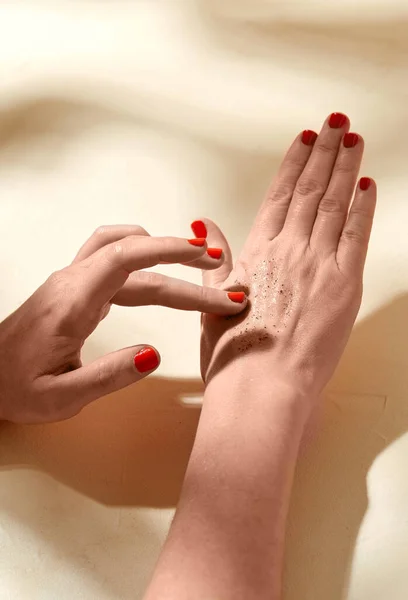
[284,112,350,237]
[194,219,234,287]
[337,177,377,272]
[182,248,225,271]
[76,235,209,308]
[112,271,247,314]
[310,133,364,254]
[73,225,149,263]
[73,224,222,271]
[49,345,160,416]
[248,130,317,242]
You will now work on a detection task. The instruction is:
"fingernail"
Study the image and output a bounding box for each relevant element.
[227,291,246,304]
[343,132,359,148]
[188,238,206,247]
[301,129,318,146]
[207,248,222,259]
[328,112,348,128]
[359,177,371,191]
[191,220,207,238]
[134,347,159,373]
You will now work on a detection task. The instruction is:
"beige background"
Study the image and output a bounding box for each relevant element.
[1,1,408,598]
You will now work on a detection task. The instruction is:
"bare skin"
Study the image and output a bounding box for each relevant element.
[0,226,247,423]
[145,114,377,600]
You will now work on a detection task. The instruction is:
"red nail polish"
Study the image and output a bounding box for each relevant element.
[301,130,318,146]
[134,348,159,373]
[359,177,371,191]
[328,112,348,128]
[228,291,246,304]
[343,133,359,148]
[188,238,206,247]
[191,220,207,238]
[207,248,222,259]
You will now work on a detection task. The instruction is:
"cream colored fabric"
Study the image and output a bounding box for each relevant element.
[1,1,408,598]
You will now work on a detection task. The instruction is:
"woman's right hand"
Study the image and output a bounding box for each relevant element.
[0,226,247,424]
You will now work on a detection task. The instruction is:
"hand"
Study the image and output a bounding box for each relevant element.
[0,225,247,423]
[199,113,376,407]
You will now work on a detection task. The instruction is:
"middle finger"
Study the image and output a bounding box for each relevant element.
[283,112,350,237]
[113,271,247,314]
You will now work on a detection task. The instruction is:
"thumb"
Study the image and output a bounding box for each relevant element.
[194,218,233,288]
[55,345,160,413]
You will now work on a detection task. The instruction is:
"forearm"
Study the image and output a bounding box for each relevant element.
[145,359,310,600]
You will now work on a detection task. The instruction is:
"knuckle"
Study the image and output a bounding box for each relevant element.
[197,284,210,306]
[285,154,308,170]
[93,225,110,238]
[43,269,89,334]
[333,162,354,176]
[43,269,72,316]
[96,359,117,391]
[315,141,337,157]
[44,270,74,309]
[162,236,177,249]
[350,207,371,219]
[158,236,171,251]
[268,183,294,207]
[318,195,344,215]
[160,236,185,259]
[29,383,61,423]
[46,268,66,287]
[340,279,363,308]
[105,239,126,265]
[134,225,149,236]
[299,260,316,279]
[138,272,161,298]
[342,226,367,244]
[296,178,326,198]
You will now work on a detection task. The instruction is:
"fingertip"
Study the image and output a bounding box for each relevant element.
[196,217,225,238]
[200,256,226,270]
[212,294,248,317]
[226,291,249,314]
[227,291,246,304]
[191,220,208,238]
[133,346,160,374]
[188,238,207,247]
[343,132,361,148]
[327,112,349,129]
[301,129,318,146]
[359,176,374,192]
[207,248,223,260]
[224,291,248,315]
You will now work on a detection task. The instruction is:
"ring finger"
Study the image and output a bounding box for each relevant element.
[310,132,364,254]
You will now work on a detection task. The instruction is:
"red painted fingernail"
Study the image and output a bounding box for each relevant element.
[191,220,207,238]
[227,291,246,304]
[328,112,348,128]
[343,132,359,148]
[188,238,206,247]
[359,177,371,191]
[134,347,159,373]
[301,130,318,146]
[207,248,222,259]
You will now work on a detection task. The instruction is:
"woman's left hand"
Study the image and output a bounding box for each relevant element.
[198,114,376,412]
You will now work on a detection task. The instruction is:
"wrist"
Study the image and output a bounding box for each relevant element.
[205,352,314,426]
[191,357,310,487]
